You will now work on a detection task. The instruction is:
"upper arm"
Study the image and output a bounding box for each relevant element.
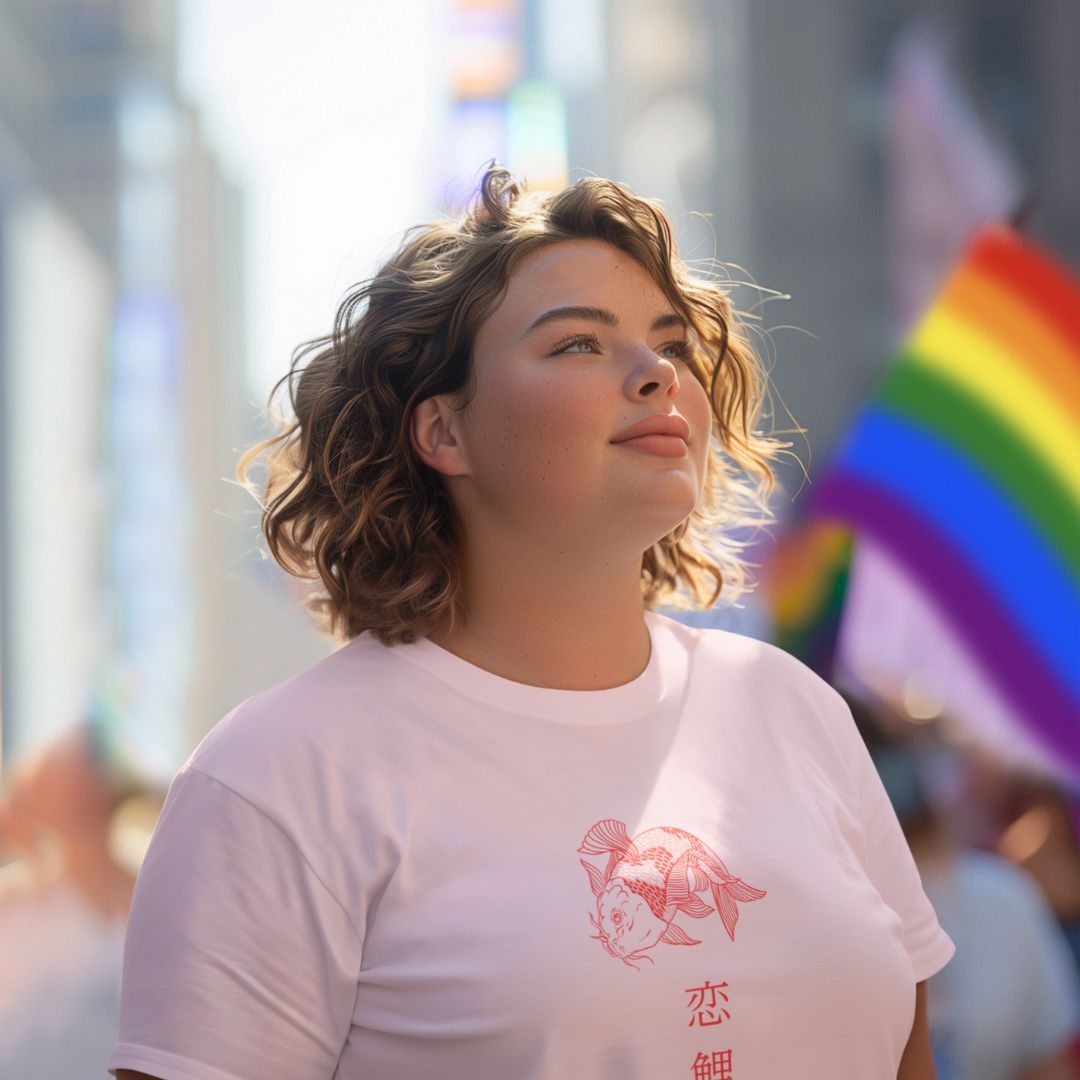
[897,981,937,1080]
[109,768,363,1079]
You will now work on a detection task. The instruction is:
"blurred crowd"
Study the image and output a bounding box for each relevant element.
[844,692,1080,1079]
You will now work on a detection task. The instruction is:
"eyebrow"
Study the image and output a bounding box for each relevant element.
[521,305,687,340]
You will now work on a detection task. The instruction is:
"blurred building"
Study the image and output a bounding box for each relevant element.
[0,0,260,784]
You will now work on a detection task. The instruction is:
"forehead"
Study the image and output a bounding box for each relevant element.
[482,238,672,339]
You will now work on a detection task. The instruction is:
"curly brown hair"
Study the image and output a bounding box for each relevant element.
[236,163,793,646]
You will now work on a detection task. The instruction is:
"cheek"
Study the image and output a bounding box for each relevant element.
[472,372,605,467]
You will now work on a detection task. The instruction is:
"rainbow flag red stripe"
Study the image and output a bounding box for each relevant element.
[809,223,1080,772]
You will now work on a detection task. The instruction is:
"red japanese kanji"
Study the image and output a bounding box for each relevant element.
[691,1049,733,1079]
[686,979,731,1027]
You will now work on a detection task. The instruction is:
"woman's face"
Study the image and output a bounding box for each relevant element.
[443,237,713,554]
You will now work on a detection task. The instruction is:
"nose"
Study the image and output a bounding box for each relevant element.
[627,348,680,400]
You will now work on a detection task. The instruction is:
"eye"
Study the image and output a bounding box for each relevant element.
[551,333,692,360]
[551,332,602,355]
[660,340,691,362]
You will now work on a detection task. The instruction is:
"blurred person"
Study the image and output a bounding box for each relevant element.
[956,739,1043,854]
[109,163,953,1080]
[870,726,1080,1079]
[992,774,1080,974]
[914,735,1080,978]
[0,717,153,1076]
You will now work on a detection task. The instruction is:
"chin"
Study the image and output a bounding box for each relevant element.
[636,511,696,548]
[648,494,700,532]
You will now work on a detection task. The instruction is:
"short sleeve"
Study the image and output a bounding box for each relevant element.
[828,694,957,983]
[107,766,363,1080]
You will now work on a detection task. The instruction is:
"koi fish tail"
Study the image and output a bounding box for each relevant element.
[723,877,768,903]
[699,858,767,942]
[712,880,742,941]
[577,818,638,860]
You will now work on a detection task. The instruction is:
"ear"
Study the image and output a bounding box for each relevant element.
[410,395,469,477]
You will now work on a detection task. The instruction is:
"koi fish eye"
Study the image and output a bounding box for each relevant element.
[611,911,623,924]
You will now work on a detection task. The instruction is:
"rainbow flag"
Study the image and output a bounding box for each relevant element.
[808,223,1080,775]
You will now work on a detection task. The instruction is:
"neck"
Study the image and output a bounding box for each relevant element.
[428,538,653,690]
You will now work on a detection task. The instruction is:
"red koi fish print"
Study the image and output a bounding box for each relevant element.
[578,818,767,970]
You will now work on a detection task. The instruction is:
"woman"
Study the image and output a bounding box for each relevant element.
[109,164,953,1079]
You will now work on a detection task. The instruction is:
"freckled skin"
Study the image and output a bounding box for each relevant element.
[446,238,713,552]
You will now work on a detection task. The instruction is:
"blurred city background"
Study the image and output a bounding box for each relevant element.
[0,0,1078,1076]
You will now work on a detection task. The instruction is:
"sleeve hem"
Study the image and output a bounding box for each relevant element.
[107,1043,247,1080]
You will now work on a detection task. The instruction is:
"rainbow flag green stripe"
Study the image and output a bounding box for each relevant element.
[878,359,1080,588]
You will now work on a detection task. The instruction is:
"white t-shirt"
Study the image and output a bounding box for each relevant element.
[108,611,955,1079]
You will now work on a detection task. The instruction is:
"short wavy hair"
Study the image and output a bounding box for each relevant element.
[237,163,792,646]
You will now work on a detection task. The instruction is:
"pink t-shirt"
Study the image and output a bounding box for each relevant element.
[108,611,955,1079]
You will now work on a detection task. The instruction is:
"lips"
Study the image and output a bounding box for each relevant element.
[613,433,688,458]
[610,413,691,457]
[610,413,691,445]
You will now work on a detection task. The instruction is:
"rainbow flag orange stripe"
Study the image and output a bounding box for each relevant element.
[809,224,1080,772]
